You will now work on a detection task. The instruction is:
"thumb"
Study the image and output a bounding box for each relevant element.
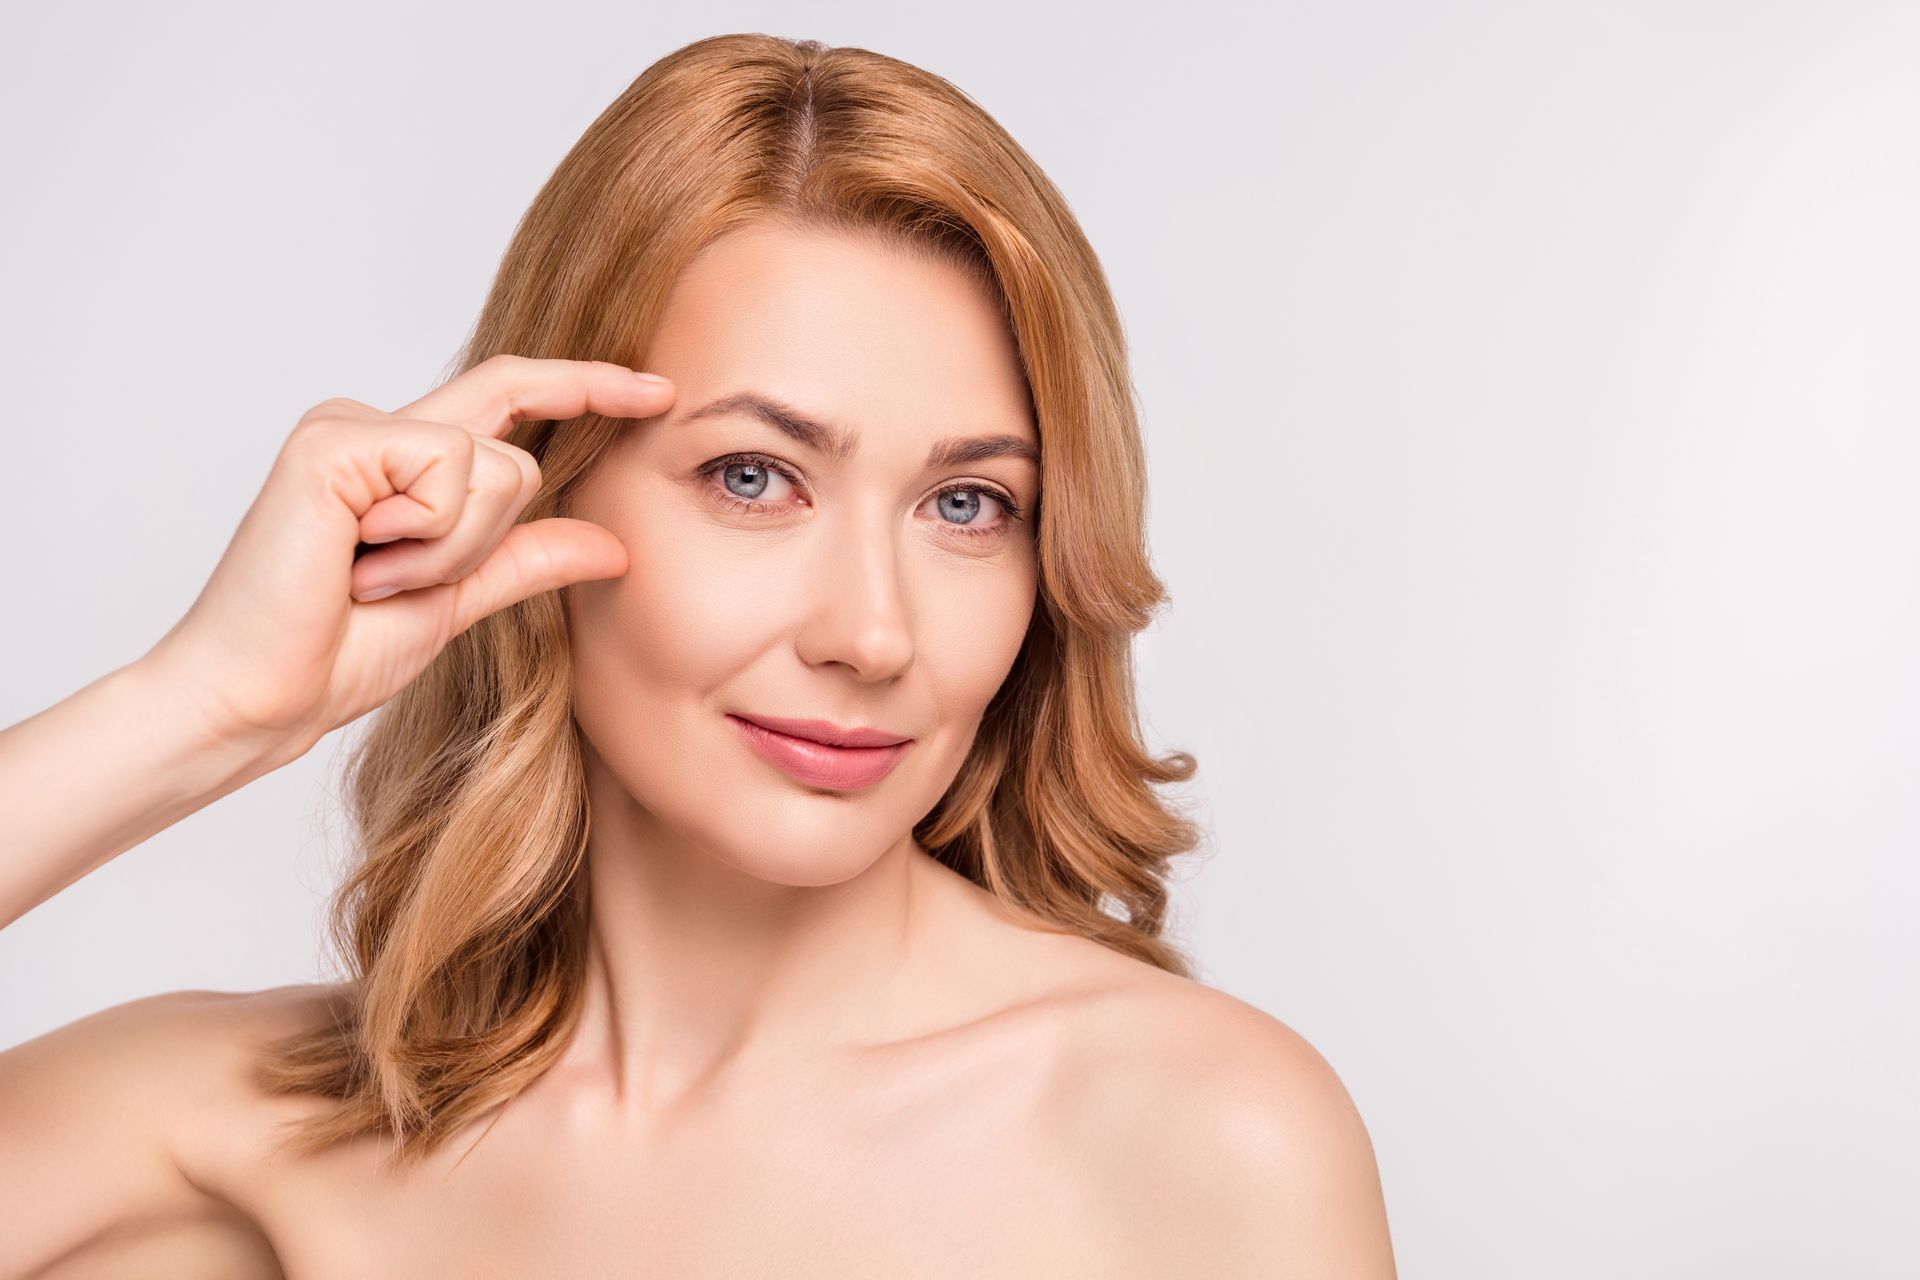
[450,518,630,632]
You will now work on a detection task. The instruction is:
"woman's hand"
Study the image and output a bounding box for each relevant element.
[141,354,675,761]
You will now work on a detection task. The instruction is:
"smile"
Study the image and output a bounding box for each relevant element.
[726,714,913,791]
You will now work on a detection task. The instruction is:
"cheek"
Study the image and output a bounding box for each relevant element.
[564,500,819,874]
[571,502,783,697]
[912,561,1038,723]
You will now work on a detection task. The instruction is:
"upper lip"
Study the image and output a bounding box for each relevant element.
[732,712,914,748]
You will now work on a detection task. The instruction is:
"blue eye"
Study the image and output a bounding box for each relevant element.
[699,454,798,509]
[696,452,1024,540]
[922,483,1022,537]
[719,459,784,502]
[937,489,987,525]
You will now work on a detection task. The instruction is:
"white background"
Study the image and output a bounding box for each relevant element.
[2,2,1914,1275]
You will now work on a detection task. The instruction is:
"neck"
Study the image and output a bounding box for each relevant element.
[563,737,931,1112]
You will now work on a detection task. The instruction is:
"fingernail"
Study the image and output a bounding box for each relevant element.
[632,371,669,384]
[355,585,401,602]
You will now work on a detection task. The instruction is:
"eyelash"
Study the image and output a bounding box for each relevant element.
[695,452,1025,540]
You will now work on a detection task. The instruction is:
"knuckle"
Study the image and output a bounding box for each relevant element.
[405,435,474,539]
[505,443,544,493]
[289,412,339,443]
[283,416,337,455]
[492,436,538,472]
[420,506,465,542]
[482,440,534,495]
[291,397,378,445]
[435,420,478,460]
[301,396,368,423]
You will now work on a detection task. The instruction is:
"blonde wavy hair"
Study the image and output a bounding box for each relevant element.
[255,32,1205,1167]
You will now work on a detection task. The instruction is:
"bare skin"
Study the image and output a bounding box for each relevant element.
[10,891,1393,1278]
[0,220,1396,1276]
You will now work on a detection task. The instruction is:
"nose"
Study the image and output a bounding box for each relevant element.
[792,504,916,682]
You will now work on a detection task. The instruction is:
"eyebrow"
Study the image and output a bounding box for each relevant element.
[681,392,1040,471]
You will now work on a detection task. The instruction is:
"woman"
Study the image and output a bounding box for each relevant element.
[0,33,1396,1276]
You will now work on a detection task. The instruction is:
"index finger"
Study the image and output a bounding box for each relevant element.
[395,353,676,438]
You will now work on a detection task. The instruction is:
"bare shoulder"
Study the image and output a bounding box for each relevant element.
[2,980,347,1131]
[0,981,350,1277]
[1042,959,1398,1278]
[147,981,358,1162]
[4,981,353,1169]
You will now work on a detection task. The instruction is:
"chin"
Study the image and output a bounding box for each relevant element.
[700,822,897,889]
[630,761,903,881]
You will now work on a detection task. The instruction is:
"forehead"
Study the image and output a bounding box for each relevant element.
[645,220,1035,448]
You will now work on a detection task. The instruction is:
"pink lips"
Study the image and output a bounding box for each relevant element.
[727,714,913,791]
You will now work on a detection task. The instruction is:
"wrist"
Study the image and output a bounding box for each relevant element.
[0,655,310,927]
[115,653,310,790]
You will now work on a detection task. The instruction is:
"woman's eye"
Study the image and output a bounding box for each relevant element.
[927,487,1016,538]
[699,453,1023,541]
[713,459,793,505]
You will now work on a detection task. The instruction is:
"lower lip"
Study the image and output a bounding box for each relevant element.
[726,715,912,791]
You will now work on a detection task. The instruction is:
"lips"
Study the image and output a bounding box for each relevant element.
[729,713,912,749]
[727,713,913,791]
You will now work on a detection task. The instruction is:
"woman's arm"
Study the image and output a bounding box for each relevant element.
[0,655,295,930]
[0,989,290,1276]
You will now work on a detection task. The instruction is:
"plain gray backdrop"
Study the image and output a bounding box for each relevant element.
[3,2,1914,1276]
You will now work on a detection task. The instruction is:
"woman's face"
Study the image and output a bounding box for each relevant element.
[565,219,1041,886]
